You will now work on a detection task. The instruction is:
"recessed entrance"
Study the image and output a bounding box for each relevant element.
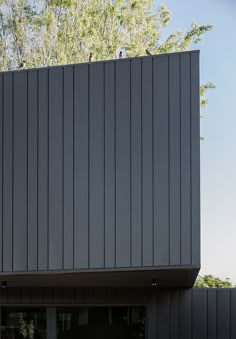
[57,306,145,339]
[0,306,145,339]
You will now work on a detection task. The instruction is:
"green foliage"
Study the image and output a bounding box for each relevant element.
[200,82,216,117]
[18,313,35,339]
[194,275,235,288]
[0,0,213,69]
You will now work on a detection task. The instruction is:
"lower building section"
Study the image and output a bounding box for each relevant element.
[0,287,235,338]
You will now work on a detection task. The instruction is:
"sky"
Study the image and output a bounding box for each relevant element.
[162,0,236,283]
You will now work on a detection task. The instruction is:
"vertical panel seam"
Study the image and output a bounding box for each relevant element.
[168,56,170,266]
[88,64,90,269]
[72,66,75,269]
[179,55,182,265]
[62,67,65,270]
[114,62,117,268]
[191,288,193,339]
[12,72,14,272]
[230,290,232,339]
[216,290,218,339]
[1,75,4,272]
[207,289,208,339]
[103,62,105,269]
[26,71,29,271]
[152,56,154,266]
[130,60,132,267]
[190,54,193,265]
[36,70,39,270]
[141,59,143,267]
[47,69,49,271]
[178,289,180,339]
[169,292,171,339]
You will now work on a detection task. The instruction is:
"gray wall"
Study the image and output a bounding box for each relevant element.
[0,287,235,339]
[0,51,200,273]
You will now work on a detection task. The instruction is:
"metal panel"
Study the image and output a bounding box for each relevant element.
[192,289,207,339]
[141,57,153,267]
[13,72,28,271]
[0,51,200,277]
[0,287,235,339]
[217,289,231,339]
[207,289,217,339]
[169,53,181,265]
[231,289,236,338]
[38,69,49,271]
[179,289,192,338]
[0,74,2,272]
[131,59,142,267]
[115,60,131,268]
[191,52,200,266]
[63,67,74,269]
[157,292,170,338]
[89,62,105,268]
[2,73,13,272]
[180,53,191,265]
[153,55,169,266]
[74,64,89,269]
[104,62,115,268]
[48,67,63,270]
[27,70,38,271]
[170,290,179,339]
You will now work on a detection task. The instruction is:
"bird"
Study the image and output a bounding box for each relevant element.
[89,53,92,63]
[146,49,152,56]
[19,60,26,70]
[119,50,123,59]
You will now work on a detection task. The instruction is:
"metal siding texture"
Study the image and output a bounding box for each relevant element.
[170,290,179,339]
[13,72,28,272]
[157,291,170,339]
[141,57,153,267]
[179,289,192,339]
[231,289,236,338]
[38,69,49,271]
[2,73,13,272]
[27,70,38,271]
[1,288,235,339]
[0,74,2,272]
[89,62,105,268]
[48,67,63,270]
[74,64,89,269]
[192,289,207,339]
[207,289,217,339]
[115,60,131,268]
[217,289,231,339]
[104,62,115,268]
[190,52,201,266]
[131,59,142,267]
[169,53,181,266]
[63,66,74,269]
[180,53,191,265]
[153,55,169,266]
[0,51,200,275]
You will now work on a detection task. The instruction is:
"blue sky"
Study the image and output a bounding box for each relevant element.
[162,0,236,282]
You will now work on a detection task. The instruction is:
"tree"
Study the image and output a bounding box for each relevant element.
[194,275,235,288]
[0,0,214,112]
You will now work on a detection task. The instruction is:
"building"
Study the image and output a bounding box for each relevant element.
[0,50,235,338]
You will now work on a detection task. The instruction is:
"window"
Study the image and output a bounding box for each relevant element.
[1,308,47,339]
[57,306,145,339]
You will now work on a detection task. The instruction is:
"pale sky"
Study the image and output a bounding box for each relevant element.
[162,0,236,283]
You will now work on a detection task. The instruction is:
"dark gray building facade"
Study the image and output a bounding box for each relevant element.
[0,51,234,338]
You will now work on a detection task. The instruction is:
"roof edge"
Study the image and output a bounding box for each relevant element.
[0,50,200,75]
